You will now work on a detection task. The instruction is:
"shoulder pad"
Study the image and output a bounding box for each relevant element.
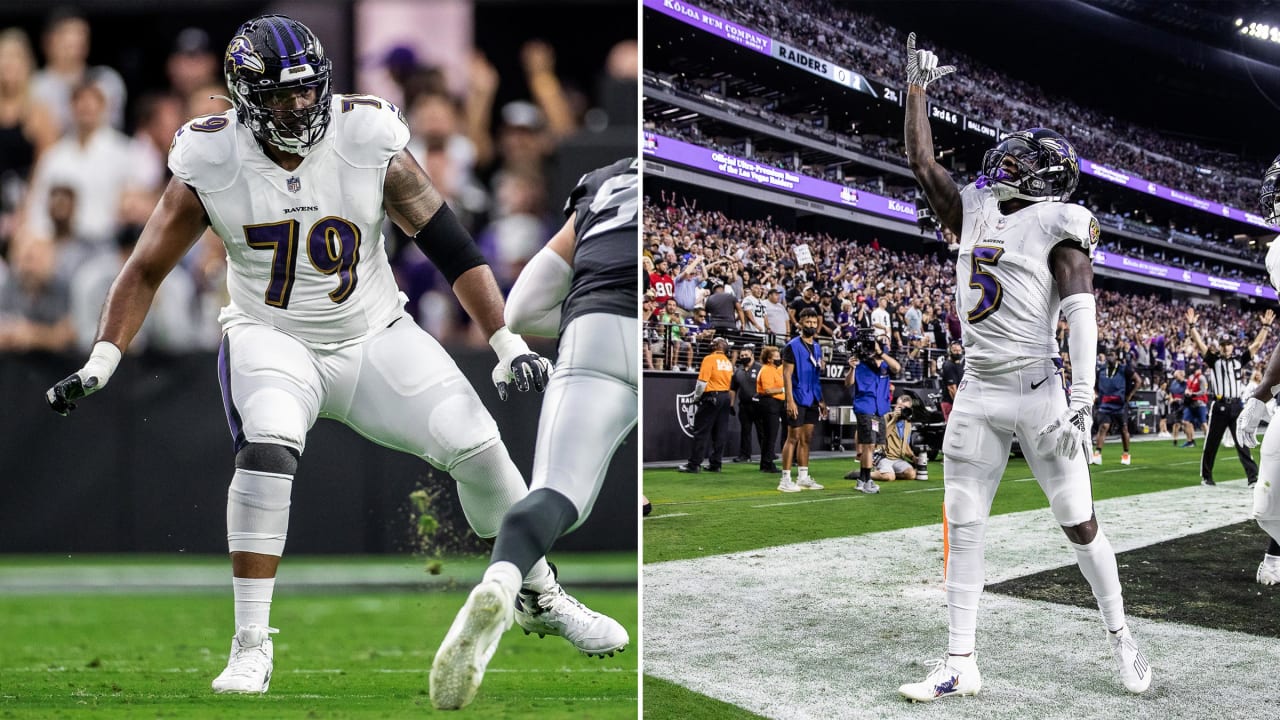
[167,110,241,193]
[1053,204,1099,257]
[959,182,986,214]
[1266,237,1280,293]
[331,94,410,169]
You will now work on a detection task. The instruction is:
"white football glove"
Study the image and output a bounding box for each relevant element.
[906,32,956,90]
[1237,396,1272,449]
[488,327,552,401]
[1038,404,1092,460]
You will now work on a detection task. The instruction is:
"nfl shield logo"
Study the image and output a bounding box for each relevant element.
[676,391,698,438]
[286,176,301,193]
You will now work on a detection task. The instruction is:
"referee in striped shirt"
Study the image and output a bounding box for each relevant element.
[1186,307,1274,486]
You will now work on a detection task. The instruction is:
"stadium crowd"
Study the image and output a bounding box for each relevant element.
[0,8,636,356]
[643,194,1279,409]
[645,73,1267,270]
[694,0,1266,212]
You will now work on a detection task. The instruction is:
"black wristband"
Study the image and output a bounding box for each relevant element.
[413,204,488,285]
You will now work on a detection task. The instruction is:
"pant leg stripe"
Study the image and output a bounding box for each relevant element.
[217,334,248,453]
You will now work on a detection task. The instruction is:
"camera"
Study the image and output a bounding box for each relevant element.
[852,327,880,362]
[896,405,914,422]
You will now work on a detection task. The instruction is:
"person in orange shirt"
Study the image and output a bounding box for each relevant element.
[679,336,735,473]
[755,345,785,473]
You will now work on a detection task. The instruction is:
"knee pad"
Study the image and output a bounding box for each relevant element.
[235,442,299,475]
[943,483,989,527]
[449,443,529,538]
[227,468,293,556]
[1045,482,1094,527]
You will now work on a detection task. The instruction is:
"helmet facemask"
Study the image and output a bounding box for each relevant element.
[1260,155,1280,226]
[238,71,332,156]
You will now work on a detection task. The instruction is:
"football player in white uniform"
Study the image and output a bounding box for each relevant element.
[44,14,622,695]
[430,157,637,710]
[1236,153,1280,586]
[897,33,1150,701]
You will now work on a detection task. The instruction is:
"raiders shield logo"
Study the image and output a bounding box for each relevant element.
[677,391,698,438]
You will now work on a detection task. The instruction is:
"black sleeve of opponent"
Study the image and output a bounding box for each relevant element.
[413,204,488,285]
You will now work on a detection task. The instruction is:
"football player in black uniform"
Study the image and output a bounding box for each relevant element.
[430,158,638,710]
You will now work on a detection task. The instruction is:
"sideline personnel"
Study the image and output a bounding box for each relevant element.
[679,336,734,473]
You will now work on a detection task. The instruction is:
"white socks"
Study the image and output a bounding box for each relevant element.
[1071,528,1127,633]
[523,558,557,594]
[945,523,985,655]
[483,557,558,598]
[233,577,276,629]
[483,561,524,599]
[798,466,809,480]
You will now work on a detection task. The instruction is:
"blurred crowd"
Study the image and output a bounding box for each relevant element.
[644,72,1266,271]
[0,8,636,356]
[697,0,1267,212]
[643,193,1278,397]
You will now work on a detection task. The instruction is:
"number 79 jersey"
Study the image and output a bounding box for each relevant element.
[955,182,1099,373]
[168,94,409,347]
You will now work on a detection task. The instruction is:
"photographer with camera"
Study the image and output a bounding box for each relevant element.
[731,344,763,463]
[844,327,901,494]
[871,394,925,482]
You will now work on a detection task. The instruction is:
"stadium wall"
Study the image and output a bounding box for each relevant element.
[0,350,636,554]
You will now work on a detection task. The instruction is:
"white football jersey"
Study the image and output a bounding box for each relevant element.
[169,94,409,346]
[955,183,1099,373]
[1266,235,1280,292]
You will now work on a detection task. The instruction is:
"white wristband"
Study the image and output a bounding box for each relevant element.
[81,341,122,388]
[487,326,530,360]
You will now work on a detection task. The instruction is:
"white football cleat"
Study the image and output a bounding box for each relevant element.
[1090,450,1102,465]
[1120,453,1131,466]
[797,476,824,490]
[1257,558,1280,585]
[858,479,880,494]
[514,584,629,657]
[430,580,514,710]
[211,624,277,694]
[778,478,801,493]
[899,653,981,702]
[1108,626,1152,694]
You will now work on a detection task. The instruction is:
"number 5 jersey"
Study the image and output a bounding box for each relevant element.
[169,94,410,347]
[955,182,1099,374]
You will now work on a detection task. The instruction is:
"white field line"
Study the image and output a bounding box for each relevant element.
[643,481,1280,720]
[2,666,631,674]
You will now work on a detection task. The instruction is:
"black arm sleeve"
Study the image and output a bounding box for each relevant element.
[412,204,489,285]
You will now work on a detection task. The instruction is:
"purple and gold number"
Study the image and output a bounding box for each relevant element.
[244,220,300,308]
[307,217,360,303]
[966,245,1004,323]
[340,96,382,113]
[191,115,230,133]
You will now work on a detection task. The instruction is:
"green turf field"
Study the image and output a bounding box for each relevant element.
[0,554,637,719]
[643,441,1210,562]
[642,676,764,720]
